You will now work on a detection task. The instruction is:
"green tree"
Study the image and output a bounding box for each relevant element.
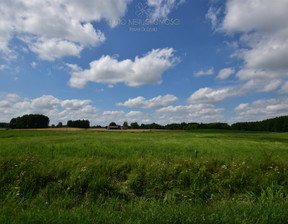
[9,114,49,129]
[130,122,140,129]
[109,122,117,126]
[57,122,63,128]
[123,121,128,129]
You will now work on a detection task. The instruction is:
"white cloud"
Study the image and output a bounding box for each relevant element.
[0,93,228,125]
[0,0,131,59]
[117,94,178,108]
[27,38,84,61]
[279,81,288,94]
[194,67,214,77]
[126,111,143,117]
[187,87,241,104]
[221,0,288,33]
[147,0,185,19]
[234,97,288,121]
[61,99,91,111]
[31,62,37,68]
[30,95,60,111]
[236,69,283,93]
[211,0,288,95]
[216,68,235,80]
[242,38,288,72]
[0,64,9,70]
[156,103,225,123]
[68,48,177,88]
[0,100,10,108]
[206,7,221,29]
[0,94,99,125]
[6,94,21,102]
[234,103,249,112]
[260,80,282,93]
[103,111,125,116]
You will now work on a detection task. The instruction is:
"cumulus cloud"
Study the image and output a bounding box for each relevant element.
[0,93,228,126]
[0,94,98,125]
[194,67,214,77]
[6,94,20,102]
[126,111,144,117]
[156,103,225,123]
[221,0,288,33]
[117,94,178,108]
[216,68,235,80]
[147,0,185,19]
[211,0,288,94]
[103,111,125,116]
[233,97,288,121]
[279,81,288,94]
[61,99,91,110]
[0,0,131,59]
[26,38,84,61]
[187,87,242,104]
[68,48,177,88]
[30,95,60,111]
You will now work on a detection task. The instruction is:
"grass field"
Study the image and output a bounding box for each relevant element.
[1,129,288,223]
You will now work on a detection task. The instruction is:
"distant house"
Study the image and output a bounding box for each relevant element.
[107,125,121,130]
[107,125,128,130]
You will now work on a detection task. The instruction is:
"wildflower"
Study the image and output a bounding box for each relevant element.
[209,194,214,200]
[81,166,87,172]
[274,166,279,172]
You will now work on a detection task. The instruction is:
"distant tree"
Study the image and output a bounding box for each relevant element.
[130,122,140,129]
[9,118,17,129]
[0,122,9,128]
[67,120,90,128]
[9,114,49,129]
[123,121,128,129]
[67,120,72,127]
[231,116,288,132]
[56,122,63,128]
[109,122,117,126]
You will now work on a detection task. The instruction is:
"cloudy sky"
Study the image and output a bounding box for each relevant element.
[1,0,288,126]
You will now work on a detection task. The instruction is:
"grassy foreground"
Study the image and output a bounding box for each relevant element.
[1,130,288,223]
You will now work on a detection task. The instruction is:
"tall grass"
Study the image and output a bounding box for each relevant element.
[1,130,288,223]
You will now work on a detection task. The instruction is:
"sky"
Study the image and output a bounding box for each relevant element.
[1,0,288,126]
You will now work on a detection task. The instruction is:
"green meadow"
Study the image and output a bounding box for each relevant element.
[1,130,288,223]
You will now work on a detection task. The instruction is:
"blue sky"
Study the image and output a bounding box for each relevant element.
[1,0,288,126]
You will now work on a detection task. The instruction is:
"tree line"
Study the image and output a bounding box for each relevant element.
[231,116,288,132]
[129,122,231,130]
[9,114,49,129]
[120,116,288,132]
[4,114,288,132]
[67,120,90,129]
